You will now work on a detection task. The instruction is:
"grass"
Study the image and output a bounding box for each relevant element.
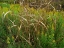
[0,3,64,48]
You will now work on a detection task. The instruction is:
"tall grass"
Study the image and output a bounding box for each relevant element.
[0,4,64,48]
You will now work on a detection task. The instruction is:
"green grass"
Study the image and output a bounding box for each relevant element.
[0,3,64,48]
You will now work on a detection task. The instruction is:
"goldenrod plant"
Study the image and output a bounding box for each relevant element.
[0,2,64,48]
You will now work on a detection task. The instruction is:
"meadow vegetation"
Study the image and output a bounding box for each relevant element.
[0,3,64,48]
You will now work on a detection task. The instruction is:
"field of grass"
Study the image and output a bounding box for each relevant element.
[0,3,64,48]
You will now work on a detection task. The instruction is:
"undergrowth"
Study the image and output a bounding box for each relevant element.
[0,4,64,48]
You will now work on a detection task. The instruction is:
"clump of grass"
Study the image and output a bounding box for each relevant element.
[0,4,64,48]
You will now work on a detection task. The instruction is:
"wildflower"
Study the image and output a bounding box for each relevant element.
[7,41,10,44]
[12,36,14,39]
[52,24,54,30]
[52,40,55,43]
[7,37,10,44]
[45,34,47,36]
[52,34,54,36]
[7,37,10,41]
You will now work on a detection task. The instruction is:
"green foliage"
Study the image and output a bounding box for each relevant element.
[0,4,64,48]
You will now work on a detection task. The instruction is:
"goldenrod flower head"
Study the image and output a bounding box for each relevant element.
[45,34,47,36]
[7,41,10,44]
[52,40,55,43]
[7,37,10,41]
[52,34,54,36]
[7,37,10,44]
[52,24,54,29]
[12,36,14,39]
